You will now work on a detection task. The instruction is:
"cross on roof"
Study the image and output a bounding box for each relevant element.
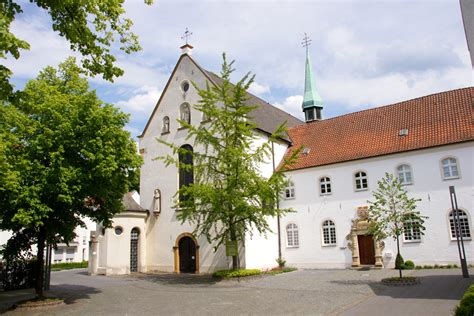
[301,32,311,53]
[181,28,193,45]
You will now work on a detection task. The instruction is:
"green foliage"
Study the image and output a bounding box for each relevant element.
[212,269,261,278]
[395,253,404,270]
[158,54,300,268]
[0,0,153,100]
[276,257,286,268]
[0,258,37,291]
[455,285,474,316]
[402,260,415,270]
[51,261,88,271]
[0,58,142,295]
[266,267,297,275]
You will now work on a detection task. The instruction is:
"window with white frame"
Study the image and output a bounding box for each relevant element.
[286,223,299,247]
[449,210,471,239]
[354,171,368,191]
[320,177,332,195]
[397,164,413,185]
[322,220,337,245]
[283,181,295,199]
[403,218,421,242]
[441,158,460,179]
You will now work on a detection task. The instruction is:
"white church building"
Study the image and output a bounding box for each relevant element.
[89,44,473,275]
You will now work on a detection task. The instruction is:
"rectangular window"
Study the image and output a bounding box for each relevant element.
[403,221,421,242]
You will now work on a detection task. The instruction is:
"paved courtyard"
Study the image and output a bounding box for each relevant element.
[0,268,472,315]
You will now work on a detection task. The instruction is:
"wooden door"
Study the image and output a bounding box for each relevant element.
[179,237,196,273]
[358,235,375,265]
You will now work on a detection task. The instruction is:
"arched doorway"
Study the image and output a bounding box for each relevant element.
[179,236,196,273]
[130,228,140,273]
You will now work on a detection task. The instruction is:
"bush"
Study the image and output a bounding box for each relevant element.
[395,253,404,270]
[276,257,286,268]
[51,261,88,271]
[402,260,415,270]
[0,258,37,291]
[455,285,474,316]
[212,269,261,278]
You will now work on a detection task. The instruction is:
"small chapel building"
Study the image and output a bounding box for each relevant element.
[89,44,473,275]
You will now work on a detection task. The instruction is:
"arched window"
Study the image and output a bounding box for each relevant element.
[178,144,194,202]
[354,171,368,191]
[441,157,460,179]
[180,103,191,125]
[449,210,471,239]
[320,177,331,195]
[397,164,413,185]
[130,227,140,272]
[162,116,170,134]
[286,223,299,247]
[403,217,421,242]
[322,220,336,245]
[283,181,295,199]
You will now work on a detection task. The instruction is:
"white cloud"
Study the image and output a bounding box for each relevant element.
[116,86,161,116]
[274,95,304,120]
[248,82,270,95]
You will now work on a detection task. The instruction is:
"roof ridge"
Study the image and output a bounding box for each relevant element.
[290,86,473,130]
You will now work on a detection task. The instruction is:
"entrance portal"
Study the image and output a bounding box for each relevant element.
[130,228,140,272]
[179,236,196,273]
[357,235,375,265]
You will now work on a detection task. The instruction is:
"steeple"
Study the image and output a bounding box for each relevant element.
[301,33,323,122]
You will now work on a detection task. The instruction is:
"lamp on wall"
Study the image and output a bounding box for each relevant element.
[153,189,161,216]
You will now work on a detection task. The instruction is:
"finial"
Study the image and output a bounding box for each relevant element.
[301,32,311,54]
[181,27,193,45]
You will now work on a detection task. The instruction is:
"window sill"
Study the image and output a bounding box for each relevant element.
[443,176,460,181]
[201,119,211,124]
[286,245,299,249]
[320,193,332,196]
[282,197,296,200]
[177,126,189,131]
[355,188,368,192]
[450,237,471,241]
[161,131,170,136]
[321,243,337,247]
[403,239,421,243]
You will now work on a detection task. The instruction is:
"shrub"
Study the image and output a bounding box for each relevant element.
[212,269,261,278]
[51,261,88,271]
[395,253,404,270]
[276,257,286,268]
[0,258,37,291]
[455,285,474,316]
[403,260,415,270]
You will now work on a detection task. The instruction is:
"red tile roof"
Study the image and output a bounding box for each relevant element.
[282,87,474,171]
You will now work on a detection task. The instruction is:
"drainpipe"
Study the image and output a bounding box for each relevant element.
[271,141,282,260]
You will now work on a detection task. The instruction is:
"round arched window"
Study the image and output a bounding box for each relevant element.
[181,80,190,93]
[114,226,123,235]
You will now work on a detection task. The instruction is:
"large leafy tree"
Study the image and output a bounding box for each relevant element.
[159,55,299,270]
[0,58,142,297]
[1,0,153,100]
[367,173,426,278]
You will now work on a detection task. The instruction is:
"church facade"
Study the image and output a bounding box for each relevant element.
[89,45,473,275]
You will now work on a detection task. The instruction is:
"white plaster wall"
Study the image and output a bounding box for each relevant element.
[52,217,96,263]
[279,142,474,268]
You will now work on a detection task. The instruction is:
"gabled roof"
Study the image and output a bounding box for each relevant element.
[282,87,474,171]
[139,54,303,139]
[122,192,146,212]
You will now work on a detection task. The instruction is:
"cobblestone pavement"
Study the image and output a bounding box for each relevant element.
[1,268,472,315]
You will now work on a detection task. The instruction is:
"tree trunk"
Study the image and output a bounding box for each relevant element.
[35,226,46,298]
[396,234,402,278]
[230,224,239,270]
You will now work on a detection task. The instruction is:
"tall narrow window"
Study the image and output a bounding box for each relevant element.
[449,210,471,239]
[322,220,336,245]
[162,116,170,134]
[403,218,421,242]
[130,228,140,273]
[178,144,194,202]
[397,164,413,185]
[354,171,368,191]
[180,103,191,125]
[320,177,332,195]
[286,223,299,247]
[441,158,460,179]
[283,181,295,199]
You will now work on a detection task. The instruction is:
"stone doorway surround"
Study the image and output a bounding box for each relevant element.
[347,206,384,268]
[173,233,200,273]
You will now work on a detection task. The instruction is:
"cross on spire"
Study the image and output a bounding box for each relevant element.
[181,27,193,45]
[301,32,311,54]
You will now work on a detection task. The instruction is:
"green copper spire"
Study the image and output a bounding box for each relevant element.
[302,41,323,110]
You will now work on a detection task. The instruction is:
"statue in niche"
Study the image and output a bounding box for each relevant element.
[162,116,170,133]
[181,104,190,124]
[153,189,161,213]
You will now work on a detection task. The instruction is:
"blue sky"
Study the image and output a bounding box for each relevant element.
[5,0,472,138]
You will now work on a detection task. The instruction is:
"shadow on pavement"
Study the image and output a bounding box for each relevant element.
[137,273,219,286]
[49,284,101,305]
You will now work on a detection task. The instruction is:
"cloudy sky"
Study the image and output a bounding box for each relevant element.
[5,0,472,137]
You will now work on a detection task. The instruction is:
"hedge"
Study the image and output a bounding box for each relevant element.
[0,258,37,291]
[51,261,88,271]
[212,269,261,278]
[455,285,474,316]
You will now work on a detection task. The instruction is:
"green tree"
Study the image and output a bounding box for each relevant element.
[0,0,153,100]
[367,173,426,278]
[0,58,142,298]
[159,55,300,270]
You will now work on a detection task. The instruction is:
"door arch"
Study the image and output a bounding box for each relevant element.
[173,233,199,273]
[130,227,140,273]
